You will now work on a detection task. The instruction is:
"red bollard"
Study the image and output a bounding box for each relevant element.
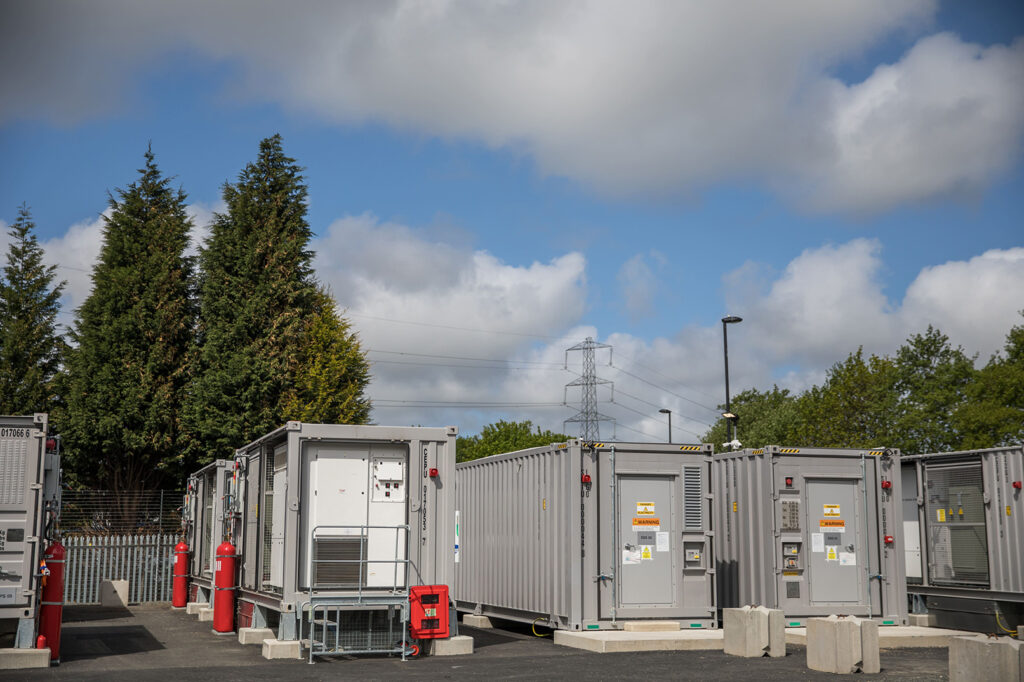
[212,541,236,633]
[172,542,190,608]
[38,541,65,664]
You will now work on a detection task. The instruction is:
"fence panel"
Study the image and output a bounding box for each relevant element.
[64,533,177,604]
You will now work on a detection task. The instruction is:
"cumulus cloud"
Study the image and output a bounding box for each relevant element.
[616,252,662,320]
[6,2,1024,212]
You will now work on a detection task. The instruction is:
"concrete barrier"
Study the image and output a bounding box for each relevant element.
[99,579,129,607]
[238,627,275,645]
[262,639,301,660]
[806,616,880,674]
[425,635,474,656]
[948,635,1023,682]
[723,606,784,658]
[463,614,493,629]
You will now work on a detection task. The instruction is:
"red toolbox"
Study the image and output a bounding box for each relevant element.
[409,585,450,639]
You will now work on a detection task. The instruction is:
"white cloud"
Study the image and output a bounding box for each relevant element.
[616,252,660,320]
[6,2,1023,212]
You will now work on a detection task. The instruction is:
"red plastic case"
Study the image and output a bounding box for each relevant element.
[409,585,450,639]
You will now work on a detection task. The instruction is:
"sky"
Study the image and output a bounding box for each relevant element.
[1,1,1023,445]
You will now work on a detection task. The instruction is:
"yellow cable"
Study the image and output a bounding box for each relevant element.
[532,617,551,637]
[994,609,1018,637]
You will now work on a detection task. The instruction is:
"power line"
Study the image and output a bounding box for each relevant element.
[373,399,565,408]
[564,337,615,441]
[609,363,722,416]
[348,311,565,340]
[607,399,704,439]
[615,351,724,404]
[369,359,568,371]
[367,348,563,367]
[612,388,712,428]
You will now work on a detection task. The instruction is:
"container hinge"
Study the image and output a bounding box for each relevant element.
[704,530,715,538]
[706,568,716,575]
[594,573,613,583]
[30,483,42,490]
[983,493,991,504]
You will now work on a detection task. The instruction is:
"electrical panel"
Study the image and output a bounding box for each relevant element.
[372,458,405,503]
[781,500,800,532]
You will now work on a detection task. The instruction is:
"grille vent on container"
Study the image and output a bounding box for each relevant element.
[924,461,990,586]
[684,466,703,530]
[0,439,27,505]
[314,537,368,587]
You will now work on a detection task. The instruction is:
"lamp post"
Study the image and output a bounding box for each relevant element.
[659,408,672,444]
[721,315,743,450]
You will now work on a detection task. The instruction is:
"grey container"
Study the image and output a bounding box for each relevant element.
[0,414,59,646]
[713,445,907,626]
[455,441,716,631]
[228,422,458,640]
[901,446,1023,631]
[184,459,232,601]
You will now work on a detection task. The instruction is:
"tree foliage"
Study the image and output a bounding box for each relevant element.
[0,204,66,414]
[457,420,570,462]
[703,386,799,449]
[954,314,1024,448]
[61,148,196,492]
[187,135,370,464]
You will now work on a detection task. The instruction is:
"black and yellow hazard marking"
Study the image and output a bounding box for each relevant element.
[678,445,702,451]
[779,448,800,454]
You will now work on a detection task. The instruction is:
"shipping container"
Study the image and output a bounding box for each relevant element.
[228,422,458,655]
[901,446,1023,632]
[455,441,716,631]
[183,459,232,604]
[713,446,907,626]
[0,414,61,647]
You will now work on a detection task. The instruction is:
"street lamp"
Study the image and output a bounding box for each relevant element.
[658,408,672,444]
[721,315,743,450]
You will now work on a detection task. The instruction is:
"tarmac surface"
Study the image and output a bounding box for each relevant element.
[9,604,950,681]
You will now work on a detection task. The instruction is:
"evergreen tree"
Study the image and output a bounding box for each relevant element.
[0,204,66,414]
[457,420,569,462]
[702,386,799,449]
[188,135,370,463]
[61,148,196,493]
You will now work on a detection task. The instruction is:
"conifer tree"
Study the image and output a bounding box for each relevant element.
[61,148,196,492]
[0,204,66,414]
[188,135,370,462]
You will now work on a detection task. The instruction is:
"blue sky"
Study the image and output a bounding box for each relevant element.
[2,1,1023,442]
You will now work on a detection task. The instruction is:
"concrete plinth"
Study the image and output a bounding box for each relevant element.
[185,602,204,615]
[723,606,784,658]
[238,627,275,645]
[262,638,301,660]
[786,624,964,649]
[425,635,474,656]
[463,614,493,629]
[623,621,680,632]
[99,579,129,607]
[198,607,214,622]
[806,616,879,674]
[0,647,51,669]
[554,628,723,653]
[949,635,1023,682]
[908,614,936,627]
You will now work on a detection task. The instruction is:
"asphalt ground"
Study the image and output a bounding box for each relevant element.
[8,604,949,681]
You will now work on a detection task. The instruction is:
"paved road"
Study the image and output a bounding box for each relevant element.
[9,605,949,681]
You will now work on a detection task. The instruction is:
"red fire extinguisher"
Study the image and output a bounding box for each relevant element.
[38,541,65,664]
[172,541,189,608]
[212,541,236,633]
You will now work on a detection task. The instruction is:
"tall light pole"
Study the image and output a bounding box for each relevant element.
[721,315,743,450]
[659,408,672,444]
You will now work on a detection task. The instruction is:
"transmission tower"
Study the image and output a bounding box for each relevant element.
[564,337,615,442]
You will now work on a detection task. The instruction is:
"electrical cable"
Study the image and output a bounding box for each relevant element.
[609,364,722,416]
[531,616,552,637]
[368,348,563,367]
[348,311,565,340]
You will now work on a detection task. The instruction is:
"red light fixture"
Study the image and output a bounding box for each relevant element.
[784,477,793,488]
[581,473,592,484]
[429,468,439,478]
[1013,481,1022,490]
[881,479,892,490]
[884,535,894,545]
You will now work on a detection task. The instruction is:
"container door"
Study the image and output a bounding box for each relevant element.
[616,475,676,611]
[923,461,989,586]
[807,479,862,604]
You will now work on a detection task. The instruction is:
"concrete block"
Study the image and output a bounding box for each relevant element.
[0,647,51,670]
[186,602,204,615]
[99,579,129,607]
[1019,626,1024,641]
[198,607,214,622]
[949,635,1022,682]
[624,621,680,632]
[860,619,880,674]
[262,638,301,660]
[425,635,474,656]
[723,606,785,658]
[807,616,881,674]
[908,613,936,627]
[238,627,275,645]
[554,629,723,653]
[463,614,493,629]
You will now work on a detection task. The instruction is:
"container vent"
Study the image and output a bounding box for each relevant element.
[924,461,989,586]
[684,466,703,530]
[0,438,27,505]
[314,537,368,587]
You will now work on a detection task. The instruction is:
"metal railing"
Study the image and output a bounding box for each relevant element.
[300,524,412,662]
[63,533,176,604]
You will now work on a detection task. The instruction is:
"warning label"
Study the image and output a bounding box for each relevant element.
[632,517,660,531]
[732,502,738,512]
[641,546,653,560]
[636,502,656,515]
[823,504,841,517]
[819,519,845,532]
[937,509,946,522]
[826,546,838,562]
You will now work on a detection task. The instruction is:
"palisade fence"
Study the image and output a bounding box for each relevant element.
[61,490,185,604]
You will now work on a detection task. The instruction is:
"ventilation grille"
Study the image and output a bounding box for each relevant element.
[683,466,703,530]
[924,461,989,586]
[314,537,368,587]
[261,451,274,586]
[0,438,28,506]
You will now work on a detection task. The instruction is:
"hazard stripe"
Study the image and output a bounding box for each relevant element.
[752,449,763,454]
[779,448,800,454]
[678,445,703,451]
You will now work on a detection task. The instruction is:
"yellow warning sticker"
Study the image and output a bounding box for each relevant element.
[826,546,838,562]
[937,508,946,522]
[733,502,738,512]
[823,504,841,517]
[636,502,656,516]
[641,546,653,560]
[1007,506,1012,517]
[782,571,799,576]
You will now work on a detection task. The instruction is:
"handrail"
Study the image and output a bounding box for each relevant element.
[308,524,411,600]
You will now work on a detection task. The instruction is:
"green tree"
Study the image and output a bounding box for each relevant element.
[187,135,370,463]
[280,289,372,424]
[703,386,799,449]
[0,204,66,414]
[955,314,1024,448]
[61,148,196,492]
[457,420,570,462]
[791,348,899,449]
